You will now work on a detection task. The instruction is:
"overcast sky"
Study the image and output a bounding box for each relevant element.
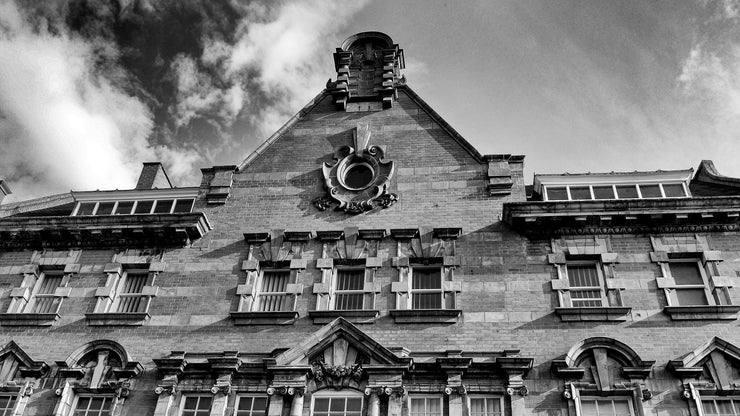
[1,0,739,203]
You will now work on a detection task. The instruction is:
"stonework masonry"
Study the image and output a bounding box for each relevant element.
[0,32,738,416]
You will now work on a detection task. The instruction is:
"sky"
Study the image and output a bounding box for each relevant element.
[0,0,739,203]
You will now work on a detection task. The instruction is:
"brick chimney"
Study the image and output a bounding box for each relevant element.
[0,180,11,204]
[135,162,173,190]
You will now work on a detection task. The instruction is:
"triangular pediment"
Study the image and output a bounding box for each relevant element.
[0,341,48,380]
[669,337,740,391]
[274,317,410,368]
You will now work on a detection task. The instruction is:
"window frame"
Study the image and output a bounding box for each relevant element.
[72,198,195,216]
[698,395,740,416]
[111,269,151,313]
[234,395,269,416]
[70,394,116,416]
[467,395,504,416]
[332,267,366,311]
[311,389,364,416]
[0,394,17,416]
[409,395,443,416]
[577,396,636,416]
[254,269,293,312]
[26,270,65,314]
[410,266,444,310]
[564,260,607,308]
[542,182,689,201]
[666,259,713,307]
[178,394,214,416]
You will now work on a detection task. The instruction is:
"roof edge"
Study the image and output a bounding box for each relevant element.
[693,160,740,188]
[236,90,330,172]
[399,85,486,163]
[0,192,75,218]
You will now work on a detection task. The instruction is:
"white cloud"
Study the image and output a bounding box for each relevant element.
[0,1,199,203]
[223,0,369,136]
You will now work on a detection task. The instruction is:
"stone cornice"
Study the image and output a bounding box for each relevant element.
[503,196,740,235]
[0,213,211,248]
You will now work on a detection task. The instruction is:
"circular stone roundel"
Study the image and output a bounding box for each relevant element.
[314,123,398,214]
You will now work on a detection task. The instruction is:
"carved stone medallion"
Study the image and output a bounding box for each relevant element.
[314,123,397,214]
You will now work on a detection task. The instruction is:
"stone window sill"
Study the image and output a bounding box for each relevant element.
[389,309,461,323]
[554,307,632,322]
[0,313,60,326]
[663,305,740,321]
[85,312,150,326]
[230,311,298,325]
[308,310,379,324]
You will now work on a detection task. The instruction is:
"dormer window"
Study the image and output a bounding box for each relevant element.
[71,188,199,216]
[535,169,693,201]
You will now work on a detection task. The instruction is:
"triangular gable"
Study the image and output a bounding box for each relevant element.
[274,317,410,367]
[236,85,496,173]
[668,337,740,391]
[0,340,48,381]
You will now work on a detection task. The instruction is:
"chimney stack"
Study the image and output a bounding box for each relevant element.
[135,162,173,190]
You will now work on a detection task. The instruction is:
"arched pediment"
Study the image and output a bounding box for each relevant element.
[58,340,142,387]
[552,337,654,389]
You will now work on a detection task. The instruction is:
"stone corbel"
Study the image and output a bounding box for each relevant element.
[485,155,514,196]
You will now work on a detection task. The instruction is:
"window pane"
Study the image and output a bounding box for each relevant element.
[639,184,662,198]
[676,289,709,306]
[77,203,96,216]
[547,187,568,200]
[114,201,134,215]
[173,199,194,213]
[593,186,615,199]
[571,290,603,307]
[616,185,638,199]
[570,186,591,200]
[96,202,115,215]
[134,200,154,214]
[346,398,362,412]
[663,184,686,197]
[413,270,441,289]
[337,270,364,290]
[153,199,174,213]
[335,293,363,310]
[567,264,600,287]
[314,398,330,412]
[197,397,212,410]
[670,262,704,285]
[413,293,442,309]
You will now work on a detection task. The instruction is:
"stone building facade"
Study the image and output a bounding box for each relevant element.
[1,32,740,416]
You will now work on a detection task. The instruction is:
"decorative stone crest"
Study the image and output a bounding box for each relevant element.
[314,123,397,214]
[312,359,363,386]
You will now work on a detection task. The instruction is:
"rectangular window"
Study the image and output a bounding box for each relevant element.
[76,202,97,216]
[639,184,662,198]
[566,262,605,307]
[703,398,740,416]
[258,270,290,312]
[236,396,268,416]
[313,396,363,416]
[663,184,686,197]
[469,397,502,416]
[74,396,113,416]
[410,397,442,416]
[115,270,148,313]
[173,199,195,213]
[669,261,710,306]
[570,186,592,200]
[0,395,16,416]
[153,199,175,214]
[134,200,154,214]
[31,271,64,314]
[181,396,212,416]
[114,201,135,215]
[546,187,569,201]
[580,397,634,416]
[592,186,615,200]
[96,202,115,215]
[411,268,443,309]
[334,269,364,310]
[615,185,638,199]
